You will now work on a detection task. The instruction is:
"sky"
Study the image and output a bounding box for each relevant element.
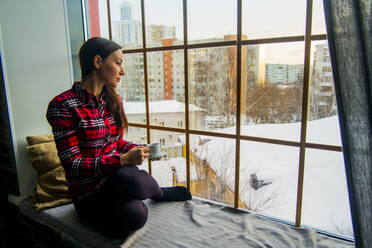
[98,0,327,64]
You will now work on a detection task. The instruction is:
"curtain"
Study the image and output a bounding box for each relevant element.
[323,1,372,247]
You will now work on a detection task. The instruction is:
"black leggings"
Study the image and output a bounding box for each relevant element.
[73,165,163,236]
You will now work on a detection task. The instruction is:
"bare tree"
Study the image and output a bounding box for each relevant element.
[193,47,237,128]
[245,83,302,124]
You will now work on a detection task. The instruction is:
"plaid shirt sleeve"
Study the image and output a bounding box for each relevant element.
[46,98,122,178]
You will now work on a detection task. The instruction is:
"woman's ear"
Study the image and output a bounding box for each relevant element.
[93,55,102,69]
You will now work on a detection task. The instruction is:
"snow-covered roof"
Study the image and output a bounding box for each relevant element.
[124,100,205,115]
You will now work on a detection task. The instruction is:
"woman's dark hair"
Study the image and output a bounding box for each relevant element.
[79,37,128,132]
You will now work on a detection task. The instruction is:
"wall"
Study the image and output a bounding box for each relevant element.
[0,0,72,196]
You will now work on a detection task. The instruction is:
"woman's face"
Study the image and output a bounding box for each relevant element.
[97,49,125,88]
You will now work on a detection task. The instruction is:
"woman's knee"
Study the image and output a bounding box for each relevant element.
[119,168,150,190]
[107,165,139,189]
[114,165,138,180]
[116,200,148,231]
[107,167,154,200]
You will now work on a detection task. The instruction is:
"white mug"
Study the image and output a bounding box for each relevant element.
[149,143,161,157]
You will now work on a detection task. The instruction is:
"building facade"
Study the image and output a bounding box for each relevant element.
[124,100,205,145]
[310,43,336,119]
[113,1,141,47]
[265,64,303,85]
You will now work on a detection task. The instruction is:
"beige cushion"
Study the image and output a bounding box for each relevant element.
[26,137,71,211]
[26,142,62,174]
[26,134,55,146]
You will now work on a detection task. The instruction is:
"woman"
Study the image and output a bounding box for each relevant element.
[46,37,191,236]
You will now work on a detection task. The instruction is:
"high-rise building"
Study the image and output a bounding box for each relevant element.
[311,43,336,118]
[120,1,132,20]
[187,35,261,121]
[119,31,262,130]
[121,53,145,101]
[265,64,303,84]
[147,51,165,101]
[146,24,176,45]
[113,1,141,46]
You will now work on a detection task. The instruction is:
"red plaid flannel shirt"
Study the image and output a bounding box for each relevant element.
[46,82,136,200]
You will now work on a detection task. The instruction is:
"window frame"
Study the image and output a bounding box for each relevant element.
[100,0,348,239]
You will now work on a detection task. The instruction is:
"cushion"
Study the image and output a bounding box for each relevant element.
[26,138,71,211]
[26,134,55,146]
[26,142,62,174]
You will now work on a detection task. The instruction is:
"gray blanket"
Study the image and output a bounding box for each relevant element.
[122,199,353,248]
[19,196,354,248]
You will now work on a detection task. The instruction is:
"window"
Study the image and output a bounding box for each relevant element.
[96,0,352,240]
[65,0,85,81]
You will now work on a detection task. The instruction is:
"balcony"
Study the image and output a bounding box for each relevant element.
[319,91,333,97]
[319,81,333,87]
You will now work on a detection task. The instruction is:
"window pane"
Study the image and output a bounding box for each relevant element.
[84,0,110,39]
[66,0,84,81]
[302,149,354,238]
[109,0,143,49]
[120,53,146,124]
[240,141,299,224]
[189,46,237,133]
[307,41,340,146]
[241,42,304,141]
[145,0,183,47]
[90,0,109,39]
[312,0,327,35]
[150,130,186,187]
[188,0,236,44]
[242,0,306,39]
[124,126,147,145]
[147,50,185,128]
[124,126,149,172]
[189,134,236,205]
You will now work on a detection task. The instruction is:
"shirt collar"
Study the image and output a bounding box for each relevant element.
[73,81,106,105]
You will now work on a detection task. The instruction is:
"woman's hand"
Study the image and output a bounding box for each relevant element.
[120,146,150,166]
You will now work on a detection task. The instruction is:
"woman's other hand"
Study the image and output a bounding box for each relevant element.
[120,146,150,165]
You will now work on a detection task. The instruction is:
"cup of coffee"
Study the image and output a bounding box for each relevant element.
[149,143,161,158]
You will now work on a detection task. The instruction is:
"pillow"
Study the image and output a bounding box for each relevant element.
[26,142,61,174]
[26,139,71,211]
[26,134,55,146]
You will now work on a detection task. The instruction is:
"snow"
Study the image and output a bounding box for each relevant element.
[139,157,199,187]
[140,115,352,237]
[123,100,205,115]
